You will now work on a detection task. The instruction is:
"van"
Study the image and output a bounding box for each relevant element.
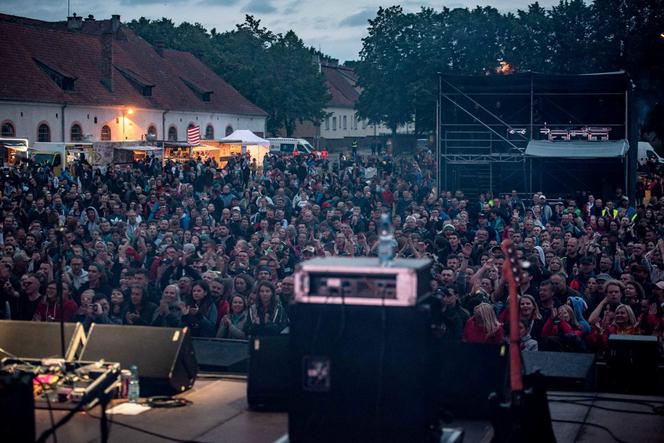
[29,142,95,175]
[267,138,315,156]
[637,141,664,167]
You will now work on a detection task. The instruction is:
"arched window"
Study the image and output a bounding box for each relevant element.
[225,125,233,136]
[101,125,111,141]
[70,123,83,141]
[38,123,51,142]
[147,125,157,139]
[205,125,214,140]
[167,126,178,141]
[1,121,15,137]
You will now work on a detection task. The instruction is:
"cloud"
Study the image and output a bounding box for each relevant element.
[244,0,276,14]
[118,0,187,5]
[339,8,375,27]
[196,0,242,5]
[282,0,301,15]
[0,0,68,21]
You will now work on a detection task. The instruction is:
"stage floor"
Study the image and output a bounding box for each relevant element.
[35,378,664,442]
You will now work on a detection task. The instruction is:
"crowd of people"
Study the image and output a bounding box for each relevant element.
[0,145,663,360]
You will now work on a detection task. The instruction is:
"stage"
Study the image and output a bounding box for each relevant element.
[35,378,664,442]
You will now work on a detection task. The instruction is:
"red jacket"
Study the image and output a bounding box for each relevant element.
[463,317,504,344]
[34,299,78,322]
[542,318,583,337]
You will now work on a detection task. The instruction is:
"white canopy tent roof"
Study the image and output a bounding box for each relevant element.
[525,139,629,159]
[219,130,270,146]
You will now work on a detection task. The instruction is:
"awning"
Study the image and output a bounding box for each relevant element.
[219,130,269,146]
[115,145,162,152]
[525,139,629,159]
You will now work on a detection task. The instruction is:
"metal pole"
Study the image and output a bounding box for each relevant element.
[436,73,442,195]
[530,73,534,141]
[55,228,65,359]
[624,90,629,195]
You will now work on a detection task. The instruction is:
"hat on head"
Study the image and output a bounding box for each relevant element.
[303,246,315,253]
[595,273,612,281]
[442,224,456,232]
[655,281,664,290]
[540,195,546,200]
[579,256,595,265]
[232,206,241,212]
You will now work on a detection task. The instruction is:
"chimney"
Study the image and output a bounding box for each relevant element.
[154,40,165,57]
[111,14,121,33]
[85,14,95,22]
[67,14,83,31]
[101,29,114,92]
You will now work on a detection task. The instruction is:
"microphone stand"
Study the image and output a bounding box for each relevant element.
[54,226,65,359]
[36,366,119,443]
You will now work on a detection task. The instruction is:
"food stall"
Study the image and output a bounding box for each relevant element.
[218,130,270,166]
[163,142,194,163]
[0,138,29,166]
[191,144,223,164]
[113,145,164,164]
[30,142,96,175]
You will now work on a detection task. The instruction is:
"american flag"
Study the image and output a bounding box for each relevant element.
[187,126,201,146]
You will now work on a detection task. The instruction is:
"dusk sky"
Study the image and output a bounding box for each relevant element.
[0,0,560,62]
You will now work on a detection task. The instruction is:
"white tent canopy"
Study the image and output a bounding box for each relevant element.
[219,130,269,146]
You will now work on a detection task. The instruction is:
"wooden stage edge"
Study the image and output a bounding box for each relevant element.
[35,378,664,443]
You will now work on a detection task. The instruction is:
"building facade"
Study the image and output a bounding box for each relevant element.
[292,63,413,150]
[0,14,266,145]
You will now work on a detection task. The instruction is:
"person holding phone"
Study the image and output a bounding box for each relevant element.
[122,285,156,326]
[180,280,217,337]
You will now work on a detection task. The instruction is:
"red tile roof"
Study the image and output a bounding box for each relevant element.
[322,63,359,108]
[0,14,266,116]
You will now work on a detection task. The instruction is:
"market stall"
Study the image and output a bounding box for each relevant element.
[192,144,223,164]
[219,130,270,165]
[113,145,164,164]
[0,138,28,166]
[163,142,194,163]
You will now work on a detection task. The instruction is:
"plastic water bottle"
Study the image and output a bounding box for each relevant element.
[128,365,140,403]
[378,213,395,266]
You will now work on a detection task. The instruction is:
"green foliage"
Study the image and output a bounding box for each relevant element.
[354,0,664,134]
[127,16,329,137]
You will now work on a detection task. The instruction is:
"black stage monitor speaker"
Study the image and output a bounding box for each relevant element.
[81,324,198,396]
[289,303,435,443]
[0,320,85,361]
[605,334,658,394]
[523,351,595,391]
[0,371,35,443]
[247,334,290,411]
[436,342,507,419]
[192,338,249,373]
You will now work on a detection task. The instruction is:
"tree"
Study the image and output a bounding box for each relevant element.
[504,3,554,72]
[265,31,330,136]
[548,0,595,73]
[355,7,415,137]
